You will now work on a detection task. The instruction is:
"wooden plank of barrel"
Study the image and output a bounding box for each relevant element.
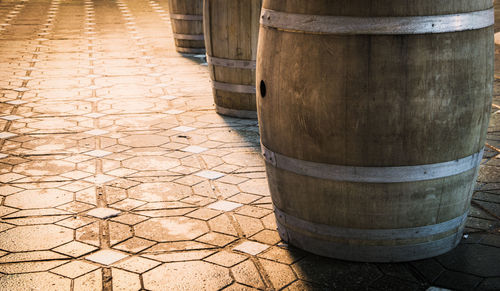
[168,0,205,54]
[203,0,262,119]
[257,0,494,262]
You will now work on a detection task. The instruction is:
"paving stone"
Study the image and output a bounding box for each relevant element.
[51,260,99,279]
[74,269,102,291]
[113,237,156,253]
[128,182,192,202]
[112,268,142,291]
[436,244,500,277]
[135,217,209,241]
[369,276,427,291]
[231,259,266,289]
[172,125,195,132]
[0,272,70,290]
[195,170,225,180]
[4,188,73,209]
[87,207,121,219]
[433,270,482,291]
[84,129,109,136]
[0,260,69,274]
[142,250,216,263]
[207,200,242,212]
[291,255,383,289]
[477,277,500,291]
[113,256,161,273]
[204,250,247,268]
[196,232,237,247]
[53,241,98,258]
[84,149,112,157]
[83,174,116,184]
[86,250,128,265]
[259,258,297,289]
[0,224,73,252]
[143,261,233,291]
[0,251,68,263]
[233,241,269,256]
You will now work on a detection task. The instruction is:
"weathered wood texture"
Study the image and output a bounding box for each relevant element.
[203,0,262,118]
[168,0,205,53]
[257,0,494,261]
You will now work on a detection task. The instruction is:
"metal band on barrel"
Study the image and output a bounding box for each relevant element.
[173,33,204,40]
[260,8,494,35]
[275,206,467,240]
[170,14,203,21]
[216,105,257,119]
[276,216,463,262]
[212,81,256,94]
[261,143,483,183]
[207,56,256,69]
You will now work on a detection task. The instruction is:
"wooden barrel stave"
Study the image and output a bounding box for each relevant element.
[204,0,261,118]
[168,0,205,53]
[257,0,493,262]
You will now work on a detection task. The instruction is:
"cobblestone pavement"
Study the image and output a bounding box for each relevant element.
[0,0,499,290]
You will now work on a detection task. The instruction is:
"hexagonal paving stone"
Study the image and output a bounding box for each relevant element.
[143,261,232,291]
[0,225,73,252]
[4,188,73,209]
[128,182,192,202]
[0,272,70,290]
[29,118,77,130]
[222,152,264,167]
[135,217,209,242]
[239,179,270,196]
[122,156,180,171]
[119,134,170,147]
[13,160,75,176]
[436,244,500,277]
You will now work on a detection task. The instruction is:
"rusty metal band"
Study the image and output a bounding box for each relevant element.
[276,212,464,262]
[176,47,206,54]
[260,8,494,35]
[216,105,257,119]
[212,81,256,94]
[275,206,468,241]
[170,14,202,21]
[173,33,204,40]
[261,143,483,183]
[207,56,256,69]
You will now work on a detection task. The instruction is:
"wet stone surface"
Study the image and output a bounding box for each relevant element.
[0,0,498,290]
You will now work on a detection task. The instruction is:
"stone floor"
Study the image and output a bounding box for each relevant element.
[0,0,499,290]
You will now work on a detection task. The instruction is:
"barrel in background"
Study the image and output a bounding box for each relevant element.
[257,0,494,262]
[203,0,262,119]
[168,0,205,54]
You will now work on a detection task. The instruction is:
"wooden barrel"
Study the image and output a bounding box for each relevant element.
[203,0,262,119]
[257,1,494,262]
[168,0,205,54]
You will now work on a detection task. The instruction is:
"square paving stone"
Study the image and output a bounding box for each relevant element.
[181,145,208,154]
[233,241,269,256]
[207,200,242,212]
[84,150,112,157]
[51,260,99,278]
[87,208,121,219]
[195,170,225,180]
[86,250,128,265]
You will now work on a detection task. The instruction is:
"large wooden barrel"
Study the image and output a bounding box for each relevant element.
[203,0,262,119]
[257,1,494,262]
[168,0,205,54]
